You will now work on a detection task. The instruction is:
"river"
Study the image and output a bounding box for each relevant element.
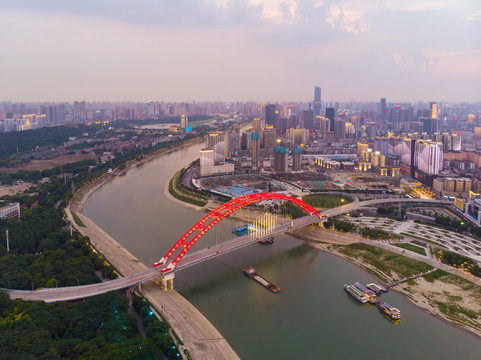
[83,144,481,359]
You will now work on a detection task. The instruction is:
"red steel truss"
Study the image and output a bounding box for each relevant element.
[153,192,322,273]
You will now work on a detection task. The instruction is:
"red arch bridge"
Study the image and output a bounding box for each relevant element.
[153,192,323,273]
[7,195,452,302]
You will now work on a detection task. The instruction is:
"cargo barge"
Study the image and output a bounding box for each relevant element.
[258,237,274,245]
[343,284,368,303]
[244,267,281,293]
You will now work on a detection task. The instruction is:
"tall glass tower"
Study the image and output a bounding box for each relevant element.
[313,86,321,117]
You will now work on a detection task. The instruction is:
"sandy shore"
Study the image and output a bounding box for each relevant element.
[290,225,481,338]
[164,162,481,339]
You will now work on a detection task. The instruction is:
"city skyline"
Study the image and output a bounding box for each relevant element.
[1,0,480,103]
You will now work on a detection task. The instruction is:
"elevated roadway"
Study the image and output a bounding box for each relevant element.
[7,197,451,303]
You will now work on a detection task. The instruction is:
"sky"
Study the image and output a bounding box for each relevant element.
[0,0,480,103]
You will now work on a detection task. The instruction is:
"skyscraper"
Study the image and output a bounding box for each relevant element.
[325,107,335,132]
[421,117,442,135]
[302,110,314,131]
[74,101,87,122]
[273,146,289,172]
[415,140,443,175]
[430,102,437,119]
[265,104,277,126]
[252,117,261,170]
[292,146,302,171]
[334,119,346,139]
[180,115,188,129]
[313,86,321,117]
[380,98,386,121]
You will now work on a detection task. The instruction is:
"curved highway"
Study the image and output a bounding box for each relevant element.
[6,197,452,302]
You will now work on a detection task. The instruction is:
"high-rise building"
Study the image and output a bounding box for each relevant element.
[225,130,241,157]
[452,133,462,151]
[302,110,314,131]
[180,115,188,129]
[400,138,416,178]
[205,133,222,148]
[265,104,277,126]
[286,128,308,145]
[73,101,87,122]
[292,146,302,170]
[313,86,321,117]
[415,140,443,175]
[373,137,389,155]
[252,117,261,170]
[334,119,345,139]
[318,116,329,134]
[371,151,385,167]
[421,117,442,135]
[253,117,261,133]
[380,98,386,121]
[430,102,437,119]
[357,143,370,156]
[200,149,215,167]
[262,127,276,152]
[273,146,289,172]
[326,107,335,132]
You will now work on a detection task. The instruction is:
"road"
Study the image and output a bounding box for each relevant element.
[8,197,451,302]
[4,196,453,359]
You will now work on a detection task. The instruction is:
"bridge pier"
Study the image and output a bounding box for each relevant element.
[160,273,175,290]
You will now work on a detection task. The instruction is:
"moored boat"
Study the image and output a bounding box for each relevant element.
[377,302,401,320]
[344,284,368,303]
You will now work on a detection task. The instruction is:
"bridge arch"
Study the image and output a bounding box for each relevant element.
[154,192,322,272]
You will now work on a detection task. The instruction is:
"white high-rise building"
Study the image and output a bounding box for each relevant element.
[415,140,443,175]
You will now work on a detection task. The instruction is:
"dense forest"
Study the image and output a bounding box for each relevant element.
[0,131,190,358]
[0,125,95,165]
[439,250,481,278]
[110,115,213,129]
[0,191,116,290]
[0,290,180,359]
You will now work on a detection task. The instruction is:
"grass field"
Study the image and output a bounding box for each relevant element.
[71,210,86,227]
[393,243,427,256]
[338,243,433,281]
[302,194,352,208]
[188,118,215,128]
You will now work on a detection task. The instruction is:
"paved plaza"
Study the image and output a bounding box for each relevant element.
[346,216,481,263]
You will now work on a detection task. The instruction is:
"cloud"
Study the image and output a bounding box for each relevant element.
[0,1,480,102]
[467,9,481,20]
[423,49,481,74]
[0,0,266,28]
[384,0,457,12]
[325,2,370,34]
[391,52,417,67]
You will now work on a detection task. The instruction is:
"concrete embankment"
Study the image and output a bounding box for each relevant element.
[67,143,240,360]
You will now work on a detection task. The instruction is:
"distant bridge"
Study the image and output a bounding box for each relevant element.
[7,194,452,302]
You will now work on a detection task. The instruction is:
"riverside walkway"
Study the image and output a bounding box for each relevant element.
[66,207,239,359]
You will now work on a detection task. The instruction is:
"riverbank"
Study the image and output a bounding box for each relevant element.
[67,140,240,360]
[167,171,481,339]
[289,225,481,338]
[166,166,481,339]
